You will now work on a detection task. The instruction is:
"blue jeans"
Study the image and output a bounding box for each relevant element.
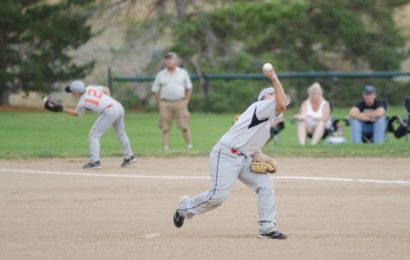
[350,117,386,144]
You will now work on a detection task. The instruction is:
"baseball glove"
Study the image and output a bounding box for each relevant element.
[251,160,277,174]
[43,96,63,112]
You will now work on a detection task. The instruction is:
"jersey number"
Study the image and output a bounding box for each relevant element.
[85,88,103,106]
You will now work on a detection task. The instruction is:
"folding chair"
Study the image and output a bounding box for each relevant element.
[406,97,410,143]
[270,121,285,144]
[387,97,410,143]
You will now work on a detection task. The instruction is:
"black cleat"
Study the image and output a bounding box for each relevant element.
[83,160,101,169]
[258,230,287,240]
[121,155,136,168]
[173,196,188,228]
[173,210,185,228]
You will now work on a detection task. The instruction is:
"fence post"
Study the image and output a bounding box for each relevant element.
[107,67,112,91]
[204,78,210,114]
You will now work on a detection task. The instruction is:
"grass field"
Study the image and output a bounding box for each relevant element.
[0,107,409,159]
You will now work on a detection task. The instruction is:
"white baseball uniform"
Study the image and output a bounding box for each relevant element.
[177,99,280,234]
[76,85,133,162]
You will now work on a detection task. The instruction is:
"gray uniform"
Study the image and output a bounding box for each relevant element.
[177,99,279,234]
[76,86,133,161]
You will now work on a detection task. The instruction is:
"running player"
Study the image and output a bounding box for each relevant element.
[173,66,289,239]
[63,80,136,169]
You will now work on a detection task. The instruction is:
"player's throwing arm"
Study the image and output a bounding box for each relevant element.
[262,63,288,114]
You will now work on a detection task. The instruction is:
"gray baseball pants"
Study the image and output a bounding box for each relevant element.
[177,143,278,234]
[89,103,133,161]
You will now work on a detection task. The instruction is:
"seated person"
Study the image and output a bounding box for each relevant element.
[294,82,331,145]
[349,85,386,144]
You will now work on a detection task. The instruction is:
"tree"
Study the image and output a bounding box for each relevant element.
[170,0,409,72]
[0,0,95,105]
[119,0,410,110]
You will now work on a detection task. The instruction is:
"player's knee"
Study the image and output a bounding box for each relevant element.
[88,131,95,139]
[89,130,102,139]
[256,185,273,195]
[209,190,229,206]
[115,131,126,139]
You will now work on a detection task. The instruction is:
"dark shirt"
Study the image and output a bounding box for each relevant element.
[355,99,384,123]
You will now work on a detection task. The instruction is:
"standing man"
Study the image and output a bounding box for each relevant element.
[152,52,193,151]
[173,65,289,240]
[349,85,386,144]
[46,80,136,169]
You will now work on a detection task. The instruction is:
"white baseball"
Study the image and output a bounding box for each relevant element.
[263,63,273,72]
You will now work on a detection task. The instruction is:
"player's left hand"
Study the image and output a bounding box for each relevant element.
[251,159,278,174]
[43,96,63,112]
[251,152,279,173]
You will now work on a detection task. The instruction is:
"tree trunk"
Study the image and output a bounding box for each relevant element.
[175,0,186,18]
[0,86,10,106]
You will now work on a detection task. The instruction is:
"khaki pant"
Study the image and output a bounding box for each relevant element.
[159,100,190,131]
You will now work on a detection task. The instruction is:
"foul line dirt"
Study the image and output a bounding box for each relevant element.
[1,168,409,185]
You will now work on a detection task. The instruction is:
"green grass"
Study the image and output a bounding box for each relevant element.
[0,108,409,159]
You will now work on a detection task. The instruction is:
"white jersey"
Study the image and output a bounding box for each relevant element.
[305,99,332,128]
[76,86,117,116]
[219,100,277,156]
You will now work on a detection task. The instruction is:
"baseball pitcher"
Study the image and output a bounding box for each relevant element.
[43,80,136,169]
[173,65,289,239]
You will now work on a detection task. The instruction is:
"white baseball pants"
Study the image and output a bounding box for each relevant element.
[89,103,133,161]
[177,143,278,234]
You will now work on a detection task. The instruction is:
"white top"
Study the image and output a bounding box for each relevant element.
[219,100,277,156]
[306,99,331,128]
[76,86,117,116]
[152,67,193,100]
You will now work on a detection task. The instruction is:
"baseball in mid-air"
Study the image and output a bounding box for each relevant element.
[263,63,273,72]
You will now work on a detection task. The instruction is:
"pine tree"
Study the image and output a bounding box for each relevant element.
[0,0,95,105]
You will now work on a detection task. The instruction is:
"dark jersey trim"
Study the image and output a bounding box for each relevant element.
[248,106,268,129]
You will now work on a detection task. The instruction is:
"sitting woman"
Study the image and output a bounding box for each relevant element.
[294,82,331,145]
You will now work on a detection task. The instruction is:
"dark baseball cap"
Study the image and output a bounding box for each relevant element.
[164,52,178,59]
[363,85,376,95]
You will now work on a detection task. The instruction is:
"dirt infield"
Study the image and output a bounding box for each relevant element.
[0,157,409,260]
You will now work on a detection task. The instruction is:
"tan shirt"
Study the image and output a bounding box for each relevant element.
[152,67,192,101]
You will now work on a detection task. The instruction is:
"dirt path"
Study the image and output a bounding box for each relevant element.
[0,157,409,260]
